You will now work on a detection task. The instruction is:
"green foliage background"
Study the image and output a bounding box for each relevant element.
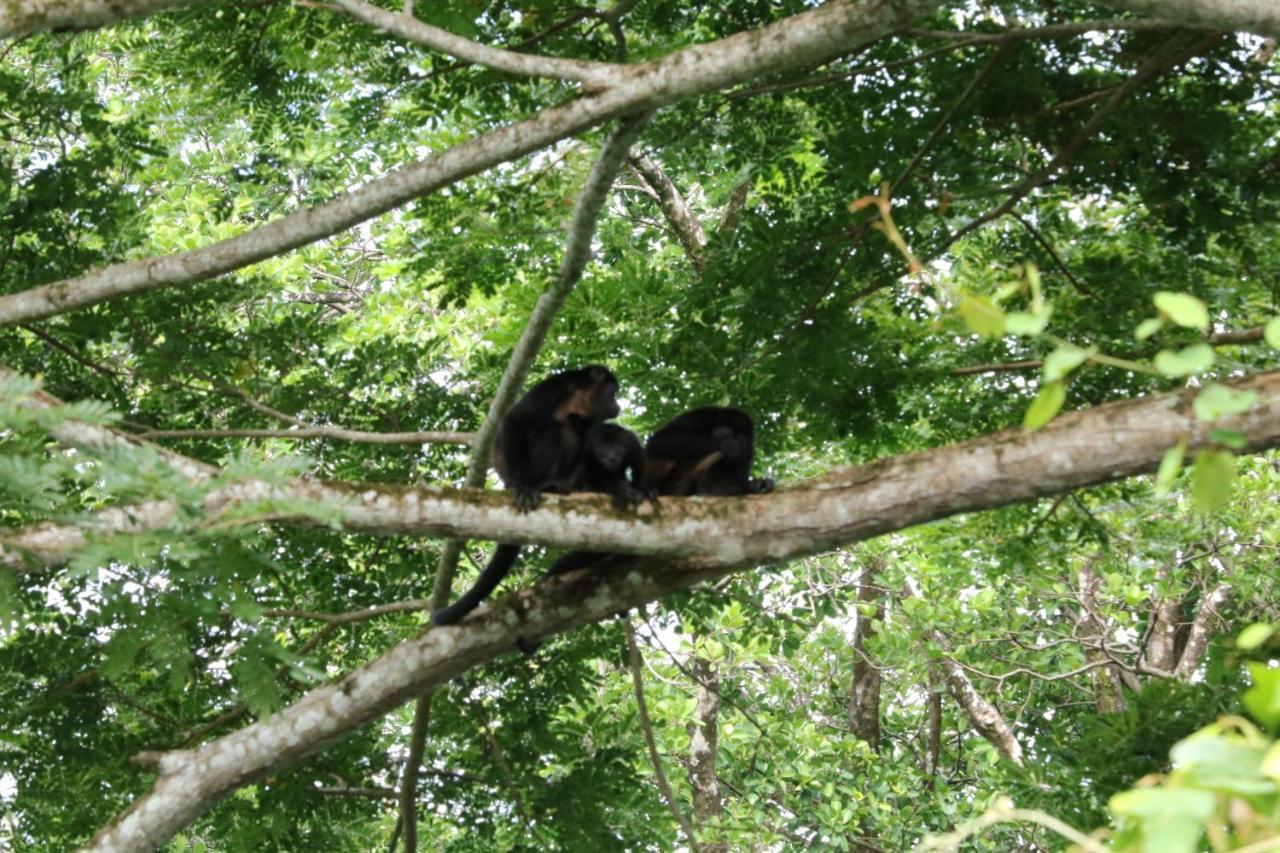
[1,1,1278,849]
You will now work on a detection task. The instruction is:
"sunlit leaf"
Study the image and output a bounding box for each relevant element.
[1244,662,1280,730]
[1023,381,1066,430]
[1043,344,1093,381]
[1265,316,1280,350]
[958,294,1005,338]
[1155,440,1186,493]
[1191,448,1235,513]
[1154,344,1215,378]
[1154,291,1210,330]
[1004,306,1051,336]
[1237,623,1276,651]
[1135,317,1164,340]
[1194,383,1258,421]
[1110,787,1215,820]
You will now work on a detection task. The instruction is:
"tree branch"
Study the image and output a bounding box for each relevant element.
[329,0,622,85]
[628,153,708,270]
[403,113,651,853]
[9,371,1280,577]
[626,620,700,848]
[1095,0,1279,37]
[0,0,211,38]
[0,0,942,327]
[138,426,474,445]
[77,371,1280,850]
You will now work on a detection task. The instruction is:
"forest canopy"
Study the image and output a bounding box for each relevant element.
[1,0,1279,850]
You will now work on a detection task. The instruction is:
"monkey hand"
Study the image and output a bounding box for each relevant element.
[610,484,648,512]
[512,487,543,512]
[748,477,774,494]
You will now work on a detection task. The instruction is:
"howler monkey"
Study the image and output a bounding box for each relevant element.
[644,406,774,498]
[545,406,772,579]
[432,366,644,625]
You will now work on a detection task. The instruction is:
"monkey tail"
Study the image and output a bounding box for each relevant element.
[431,544,521,625]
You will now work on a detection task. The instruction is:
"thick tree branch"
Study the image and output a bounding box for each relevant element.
[11,371,1280,576]
[330,0,622,85]
[1095,0,1280,37]
[924,626,1024,766]
[1173,570,1233,681]
[0,0,942,327]
[78,371,1280,850]
[0,0,210,38]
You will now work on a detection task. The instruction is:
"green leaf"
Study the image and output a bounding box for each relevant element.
[1043,344,1093,381]
[1135,317,1164,340]
[1262,742,1280,779]
[1244,662,1280,730]
[1155,440,1186,493]
[1138,816,1204,853]
[1154,343,1215,378]
[1265,316,1280,350]
[958,294,1005,338]
[1023,380,1066,430]
[1193,383,1258,421]
[1004,306,1051,336]
[1191,449,1235,513]
[1238,623,1276,651]
[1153,291,1210,330]
[1110,787,1215,821]
[1207,428,1246,449]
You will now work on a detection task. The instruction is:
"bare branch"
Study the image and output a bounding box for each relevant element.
[9,371,1280,577]
[1173,571,1233,681]
[138,426,474,445]
[404,114,650,851]
[1095,0,1280,37]
[0,0,942,327]
[330,0,621,85]
[0,0,211,38]
[923,626,1024,766]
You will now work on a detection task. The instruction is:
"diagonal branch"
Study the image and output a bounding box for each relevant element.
[330,0,622,85]
[402,113,649,853]
[79,370,1280,850]
[628,153,709,270]
[0,0,942,327]
[626,620,700,848]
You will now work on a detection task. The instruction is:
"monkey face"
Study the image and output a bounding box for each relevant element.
[712,424,750,461]
[582,366,621,420]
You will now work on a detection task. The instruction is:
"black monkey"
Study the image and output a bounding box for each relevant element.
[433,366,641,625]
[545,406,771,579]
[542,421,651,578]
[644,406,774,498]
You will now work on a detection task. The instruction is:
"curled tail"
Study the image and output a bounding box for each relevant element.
[432,544,521,625]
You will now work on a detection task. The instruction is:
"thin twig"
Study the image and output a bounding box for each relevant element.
[139,426,474,445]
[330,0,621,86]
[625,620,700,849]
